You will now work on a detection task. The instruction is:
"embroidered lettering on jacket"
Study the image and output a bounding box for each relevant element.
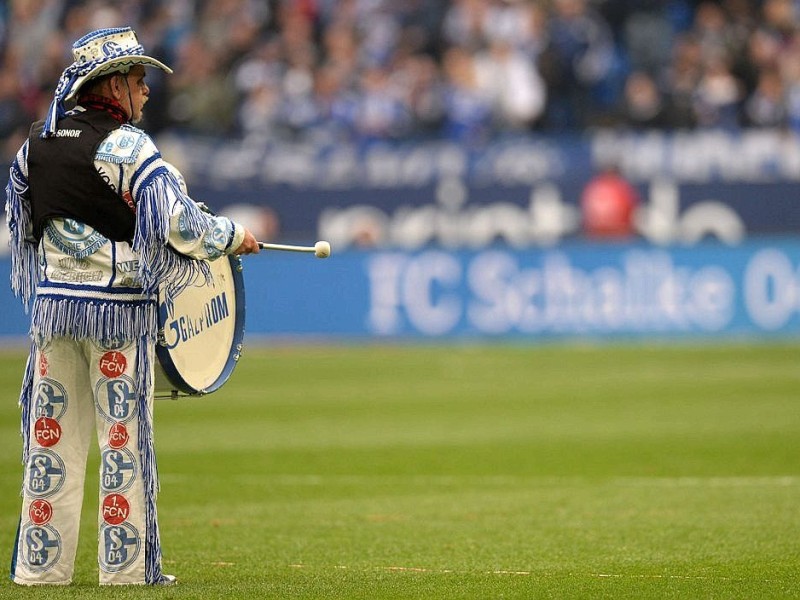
[54,129,82,138]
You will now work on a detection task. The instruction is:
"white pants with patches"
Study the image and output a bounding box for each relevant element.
[11,336,162,585]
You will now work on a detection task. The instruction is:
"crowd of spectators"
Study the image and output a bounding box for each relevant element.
[2,0,800,160]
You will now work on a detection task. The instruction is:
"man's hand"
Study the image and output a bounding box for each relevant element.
[233,229,260,255]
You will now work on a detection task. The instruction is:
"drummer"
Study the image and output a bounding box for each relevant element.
[6,27,259,586]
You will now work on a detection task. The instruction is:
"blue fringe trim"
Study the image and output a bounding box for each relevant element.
[6,153,39,310]
[31,296,158,345]
[135,340,163,583]
[18,342,36,469]
[41,70,78,139]
[132,170,212,299]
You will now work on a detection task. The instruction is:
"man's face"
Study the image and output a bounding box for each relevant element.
[119,65,149,124]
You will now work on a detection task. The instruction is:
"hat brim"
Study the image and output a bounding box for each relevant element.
[65,55,173,101]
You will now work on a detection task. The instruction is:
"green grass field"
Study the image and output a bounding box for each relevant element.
[0,342,798,599]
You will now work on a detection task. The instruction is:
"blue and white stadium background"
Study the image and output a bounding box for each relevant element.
[3,130,800,342]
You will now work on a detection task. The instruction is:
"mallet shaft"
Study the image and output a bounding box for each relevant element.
[257,242,316,253]
[257,240,331,258]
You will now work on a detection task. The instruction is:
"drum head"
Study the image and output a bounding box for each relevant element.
[156,255,245,396]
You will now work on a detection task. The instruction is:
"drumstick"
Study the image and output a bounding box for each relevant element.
[257,240,331,258]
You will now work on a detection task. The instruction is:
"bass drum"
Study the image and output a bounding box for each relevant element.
[154,254,245,399]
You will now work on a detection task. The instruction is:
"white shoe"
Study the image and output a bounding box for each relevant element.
[155,574,177,586]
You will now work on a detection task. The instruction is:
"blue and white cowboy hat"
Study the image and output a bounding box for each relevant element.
[42,27,172,137]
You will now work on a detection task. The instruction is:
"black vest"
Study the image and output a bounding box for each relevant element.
[28,110,136,243]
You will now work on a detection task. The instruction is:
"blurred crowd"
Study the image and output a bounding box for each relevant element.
[2,0,800,159]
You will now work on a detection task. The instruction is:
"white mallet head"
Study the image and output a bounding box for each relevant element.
[314,240,331,258]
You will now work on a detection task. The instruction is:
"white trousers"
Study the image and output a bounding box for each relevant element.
[11,336,162,585]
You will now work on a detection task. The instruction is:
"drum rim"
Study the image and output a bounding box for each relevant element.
[155,254,245,395]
